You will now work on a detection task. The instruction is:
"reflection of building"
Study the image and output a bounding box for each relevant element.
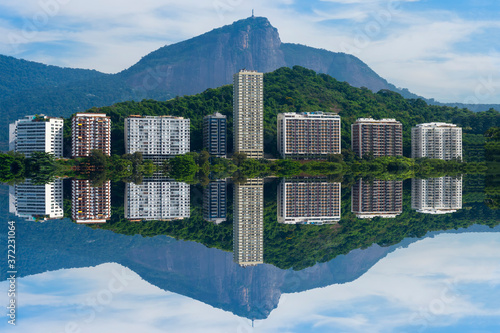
[9,179,64,221]
[72,113,111,157]
[277,179,341,224]
[125,179,190,221]
[203,180,227,224]
[411,123,462,160]
[351,179,403,218]
[203,113,227,158]
[125,115,190,159]
[351,118,402,158]
[277,112,341,158]
[71,180,111,223]
[9,115,64,157]
[233,70,264,159]
[411,177,462,214]
[233,178,264,266]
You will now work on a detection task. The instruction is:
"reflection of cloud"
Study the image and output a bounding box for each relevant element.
[0,1,499,102]
[260,232,500,333]
[1,233,500,333]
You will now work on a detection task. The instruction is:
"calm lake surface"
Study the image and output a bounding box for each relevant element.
[1,175,499,333]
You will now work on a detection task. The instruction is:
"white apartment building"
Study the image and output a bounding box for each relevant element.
[9,179,64,221]
[278,112,341,158]
[411,123,462,160]
[233,70,264,159]
[125,179,190,221]
[9,115,64,157]
[411,176,462,214]
[233,178,264,266]
[125,116,190,158]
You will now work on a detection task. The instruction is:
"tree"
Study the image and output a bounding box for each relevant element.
[232,152,247,166]
[169,154,199,182]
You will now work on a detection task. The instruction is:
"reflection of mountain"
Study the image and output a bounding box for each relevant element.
[1,214,499,320]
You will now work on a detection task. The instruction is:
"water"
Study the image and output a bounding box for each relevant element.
[1,175,499,332]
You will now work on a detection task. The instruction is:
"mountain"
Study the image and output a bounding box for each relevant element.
[120,16,394,97]
[1,16,499,150]
[0,54,109,100]
[2,206,498,320]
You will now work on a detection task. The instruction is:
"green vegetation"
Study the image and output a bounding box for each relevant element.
[73,66,499,158]
[92,178,499,271]
[484,127,500,209]
[0,151,25,184]
[3,66,499,271]
[0,150,155,186]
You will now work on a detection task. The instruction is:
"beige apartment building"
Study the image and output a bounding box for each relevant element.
[233,70,264,159]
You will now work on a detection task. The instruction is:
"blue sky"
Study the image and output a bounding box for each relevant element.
[1,232,500,333]
[0,0,499,103]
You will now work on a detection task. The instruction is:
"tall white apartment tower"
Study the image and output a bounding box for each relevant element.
[411,176,462,214]
[233,70,264,159]
[125,116,190,159]
[9,115,64,157]
[9,179,64,221]
[233,178,264,266]
[411,123,462,160]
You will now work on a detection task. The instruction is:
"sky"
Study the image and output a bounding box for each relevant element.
[1,232,499,333]
[0,0,499,103]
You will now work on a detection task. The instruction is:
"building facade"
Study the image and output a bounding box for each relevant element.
[71,179,111,223]
[233,178,264,266]
[351,118,402,158]
[9,115,64,157]
[411,123,462,160]
[9,179,64,221]
[72,113,111,157]
[203,179,227,224]
[125,115,190,158]
[125,178,190,221]
[233,70,264,159]
[277,112,341,158]
[351,179,403,218]
[277,178,341,224]
[411,176,462,214]
[203,113,227,158]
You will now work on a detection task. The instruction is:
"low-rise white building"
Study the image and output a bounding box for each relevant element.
[9,179,64,221]
[125,179,190,221]
[9,115,64,157]
[125,115,190,158]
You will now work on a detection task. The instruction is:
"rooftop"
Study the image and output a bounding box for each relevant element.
[415,122,459,128]
[355,118,400,123]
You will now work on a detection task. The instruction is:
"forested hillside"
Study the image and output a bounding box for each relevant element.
[93,178,499,271]
[84,66,500,158]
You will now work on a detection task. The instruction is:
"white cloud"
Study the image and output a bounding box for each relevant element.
[0,0,499,102]
[1,233,499,333]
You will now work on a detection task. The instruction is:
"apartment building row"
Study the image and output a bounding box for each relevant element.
[8,70,462,161]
